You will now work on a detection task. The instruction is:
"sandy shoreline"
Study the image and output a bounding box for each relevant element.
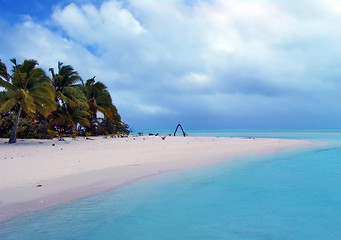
[0,136,314,223]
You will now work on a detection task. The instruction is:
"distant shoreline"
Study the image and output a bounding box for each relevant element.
[0,136,314,223]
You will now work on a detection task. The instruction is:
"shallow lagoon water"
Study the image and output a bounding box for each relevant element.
[1,131,341,240]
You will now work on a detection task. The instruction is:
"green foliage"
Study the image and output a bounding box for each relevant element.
[50,62,86,109]
[49,106,90,133]
[71,131,79,140]
[0,115,48,139]
[1,59,130,140]
[47,129,58,139]
[47,129,66,141]
[0,59,56,143]
[82,77,114,118]
[49,62,90,133]
[79,77,120,135]
[0,59,57,117]
[0,114,13,138]
[95,116,130,136]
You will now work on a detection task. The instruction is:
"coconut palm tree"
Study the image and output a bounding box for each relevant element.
[0,59,56,143]
[80,77,117,132]
[49,62,87,108]
[49,62,90,132]
[49,106,90,133]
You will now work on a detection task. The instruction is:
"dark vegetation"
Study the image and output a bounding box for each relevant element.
[0,58,130,143]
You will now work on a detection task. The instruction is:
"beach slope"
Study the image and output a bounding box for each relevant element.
[0,136,313,222]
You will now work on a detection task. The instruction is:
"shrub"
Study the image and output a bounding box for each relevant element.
[0,114,49,139]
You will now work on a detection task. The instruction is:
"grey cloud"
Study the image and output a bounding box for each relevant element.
[221,76,286,97]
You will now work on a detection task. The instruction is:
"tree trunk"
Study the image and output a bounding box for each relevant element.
[9,105,22,144]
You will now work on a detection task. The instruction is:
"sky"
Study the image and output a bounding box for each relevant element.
[1,0,341,130]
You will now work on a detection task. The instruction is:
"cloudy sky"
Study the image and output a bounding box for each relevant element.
[1,0,341,130]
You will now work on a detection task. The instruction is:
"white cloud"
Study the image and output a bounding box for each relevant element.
[185,73,211,85]
[0,17,101,77]
[1,0,341,129]
[52,1,145,46]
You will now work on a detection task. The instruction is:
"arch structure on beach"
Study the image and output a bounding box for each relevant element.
[174,124,186,137]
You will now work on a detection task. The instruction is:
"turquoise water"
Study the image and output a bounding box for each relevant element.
[1,131,341,239]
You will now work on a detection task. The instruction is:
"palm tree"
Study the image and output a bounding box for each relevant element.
[0,59,56,143]
[80,77,117,132]
[49,62,87,108]
[49,62,89,132]
[49,106,90,133]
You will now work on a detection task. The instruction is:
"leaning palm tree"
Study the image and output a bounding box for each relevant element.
[80,77,117,132]
[49,62,89,132]
[0,59,57,143]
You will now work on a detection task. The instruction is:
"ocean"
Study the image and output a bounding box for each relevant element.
[0,130,340,240]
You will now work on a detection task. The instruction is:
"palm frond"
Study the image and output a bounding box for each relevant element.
[0,78,13,90]
[26,68,46,88]
[0,98,17,114]
[0,59,9,81]
[18,89,36,115]
[30,83,56,100]
[21,59,39,75]
[33,95,57,117]
[57,91,78,108]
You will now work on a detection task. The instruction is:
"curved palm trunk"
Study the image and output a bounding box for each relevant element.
[9,105,22,144]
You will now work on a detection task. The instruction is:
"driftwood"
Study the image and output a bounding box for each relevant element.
[174,124,187,137]
[149,133,159,136]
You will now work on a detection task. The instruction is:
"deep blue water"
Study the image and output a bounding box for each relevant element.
[1,131,341,240]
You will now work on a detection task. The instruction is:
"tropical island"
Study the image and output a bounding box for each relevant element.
[0,58,130,144]
[0,58,317,225]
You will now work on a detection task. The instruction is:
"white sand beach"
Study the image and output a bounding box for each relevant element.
[0,136,313,222]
